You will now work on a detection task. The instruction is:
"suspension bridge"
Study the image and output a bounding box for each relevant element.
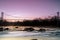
[0,12,60,22]
[0,12,32,22]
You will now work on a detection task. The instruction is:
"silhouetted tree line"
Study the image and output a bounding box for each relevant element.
[0,16,60,28]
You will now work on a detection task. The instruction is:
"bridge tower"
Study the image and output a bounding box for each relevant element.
[57,12,59,27]
[57,12,59,19]
[0,12,4,21]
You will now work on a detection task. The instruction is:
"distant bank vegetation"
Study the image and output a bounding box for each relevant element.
[0,16,60,28]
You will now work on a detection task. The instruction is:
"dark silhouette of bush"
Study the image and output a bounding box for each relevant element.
[0,16,60,28]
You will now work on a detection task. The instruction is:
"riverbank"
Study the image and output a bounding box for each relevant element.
[0,36,60,40]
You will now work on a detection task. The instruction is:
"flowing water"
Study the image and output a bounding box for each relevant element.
[0,26,60,40]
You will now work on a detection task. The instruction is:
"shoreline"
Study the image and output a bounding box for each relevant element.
[0,36,60,40]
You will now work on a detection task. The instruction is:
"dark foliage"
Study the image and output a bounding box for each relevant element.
[0,16,60,28]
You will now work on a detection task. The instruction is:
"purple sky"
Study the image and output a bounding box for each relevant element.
[0,0,60,20]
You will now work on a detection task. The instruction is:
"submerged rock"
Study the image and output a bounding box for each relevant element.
[38,29,46,32]
[24,28,34,32]
[4,28,9,31]
[31,39,38,40]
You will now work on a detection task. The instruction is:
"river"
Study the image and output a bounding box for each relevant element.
[0,26,60,40]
